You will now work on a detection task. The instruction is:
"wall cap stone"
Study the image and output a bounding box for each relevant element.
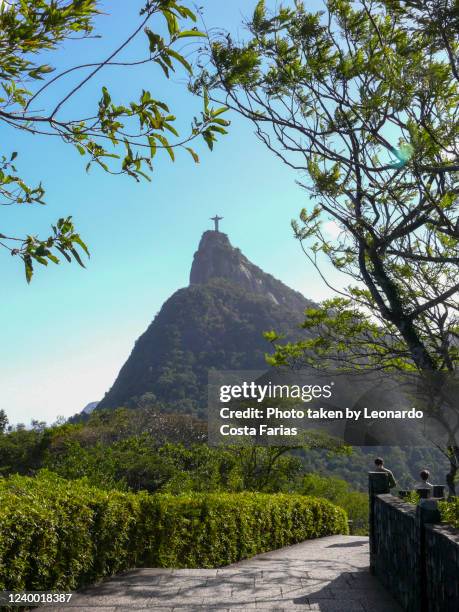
[376,494,417,516]
[425,522,459,544]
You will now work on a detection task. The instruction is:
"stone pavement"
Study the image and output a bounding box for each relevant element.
[45,535,402,611]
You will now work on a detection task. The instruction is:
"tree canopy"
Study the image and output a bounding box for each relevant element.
[199,0,459,491]
[1,0,228,281]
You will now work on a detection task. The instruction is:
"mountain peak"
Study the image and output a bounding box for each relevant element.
[98,229,315,413]
[189,230,311,312]
[189,230,235,285]
[194,229,231,252]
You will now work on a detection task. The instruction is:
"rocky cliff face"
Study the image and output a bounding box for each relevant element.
[97,231,314,416]
[190,231,308,311]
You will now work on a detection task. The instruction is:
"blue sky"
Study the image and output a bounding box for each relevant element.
[1,0,344,425]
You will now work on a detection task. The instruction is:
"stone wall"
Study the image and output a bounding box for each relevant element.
[369,477,459,612]
[373,495,420,612]
[425,523,459,612]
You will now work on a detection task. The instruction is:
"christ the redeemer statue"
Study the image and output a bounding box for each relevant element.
[210,215,223,232]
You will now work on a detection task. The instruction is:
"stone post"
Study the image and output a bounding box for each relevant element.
[416,487,431,499]
[416,499,441,612]
[368,471,390,575]
[432,484,445,498]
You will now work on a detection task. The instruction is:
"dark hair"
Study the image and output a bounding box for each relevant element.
[374,457,384,466]
[420,469,430,481]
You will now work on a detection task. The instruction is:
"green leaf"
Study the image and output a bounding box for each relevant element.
[176,30,205,38]
[24,257,33,283]
[253,0,266,29]
[145,28,162,52]
[175,5,197,22]
[148,135,157,158]
[55,246,72,263]
[163,10,179,36]
[212,106,229,118]
[47,253,60,264]
[154,134,175,161]
[211,117,230,126]
[166,48,192,74]
[70,248,86,268]
[72,235,90,258]
[185,147,199,163]
[202,129,215,151]
[101,86,111,106]
[209,125,228,135]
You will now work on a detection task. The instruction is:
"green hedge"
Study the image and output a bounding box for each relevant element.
[439,498,459,529]
[0,471,348,590]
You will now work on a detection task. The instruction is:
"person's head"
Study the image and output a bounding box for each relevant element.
[420,469,430,482]
[374,457,384,467]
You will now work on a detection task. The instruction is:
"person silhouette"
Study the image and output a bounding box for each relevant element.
[373,457,397,489]
[414,469,433,491]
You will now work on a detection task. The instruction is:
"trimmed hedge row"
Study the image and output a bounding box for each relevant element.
[0,471,348,590]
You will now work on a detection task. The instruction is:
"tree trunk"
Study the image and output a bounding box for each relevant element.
[446,445,459,497]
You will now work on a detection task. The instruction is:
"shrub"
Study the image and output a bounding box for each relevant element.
[299,473,369,534]
[404,490,421,505]
[0,471,348,590]
[406,495,459,531]
[439,497,459,529]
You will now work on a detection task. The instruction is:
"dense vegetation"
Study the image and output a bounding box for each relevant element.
[0,471,348,591]
[0,408,327,494]
[1,405,450,540]
[300,473,367,535]
[98,279,308,416]
[299,445,450,493]
[403,493,459,530]
[439,498,459,530]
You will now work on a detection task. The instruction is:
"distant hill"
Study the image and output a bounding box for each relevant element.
[97,230,315,417]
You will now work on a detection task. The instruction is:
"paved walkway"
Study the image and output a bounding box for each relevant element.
[49,536,402,611]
